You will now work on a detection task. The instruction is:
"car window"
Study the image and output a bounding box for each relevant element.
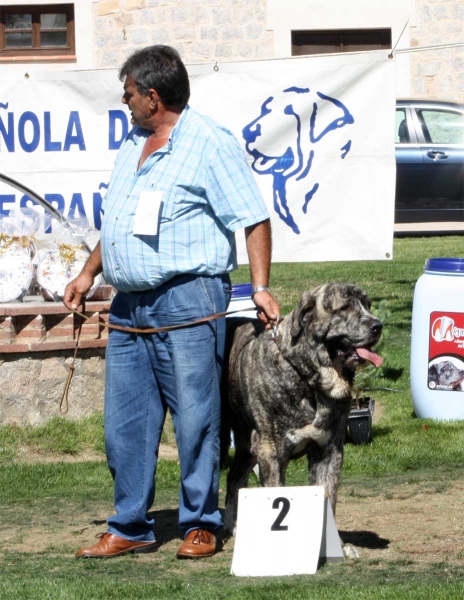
[395,108,409,143]
[416,109,464,144]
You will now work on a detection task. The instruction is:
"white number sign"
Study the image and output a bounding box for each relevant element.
[230,486,344,577]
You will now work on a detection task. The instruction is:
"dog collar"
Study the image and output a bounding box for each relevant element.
[271,316,283,343]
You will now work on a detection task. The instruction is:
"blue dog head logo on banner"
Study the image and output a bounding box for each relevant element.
[243,87,354,234]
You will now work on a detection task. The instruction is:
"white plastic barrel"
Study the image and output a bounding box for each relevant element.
[410,258,464,420]
[227,283,257,319]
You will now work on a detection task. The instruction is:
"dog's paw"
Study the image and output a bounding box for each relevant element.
[223,524,237,537]
[343,544,360,560]
[224,509,237,537]
[287,424,331,447]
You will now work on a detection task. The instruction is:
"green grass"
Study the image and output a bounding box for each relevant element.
[1,556,464,600]
[1,235,464,599]
[1,561,464,599]
[0,412,105,463]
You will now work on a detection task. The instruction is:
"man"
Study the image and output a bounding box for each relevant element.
[63,45,280,560]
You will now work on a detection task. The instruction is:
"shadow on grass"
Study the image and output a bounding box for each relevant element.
[340,529,390,549]
[371,425,394,438]
[147,508,182,545]
[381,367,404,381]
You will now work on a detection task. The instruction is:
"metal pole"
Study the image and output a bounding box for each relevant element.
[0,172,92,253]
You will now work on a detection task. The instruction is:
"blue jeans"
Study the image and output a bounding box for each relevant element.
[104,273,231,542]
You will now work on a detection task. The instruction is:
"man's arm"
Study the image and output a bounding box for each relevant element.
[62,241,103,310]
[245,219,281,326]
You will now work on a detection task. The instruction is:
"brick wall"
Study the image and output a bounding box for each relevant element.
[0,301,110,426]
[0,301,110,354]
[92,0,274,68]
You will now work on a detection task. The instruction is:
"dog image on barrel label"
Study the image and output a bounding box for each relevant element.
[221,282,383,535]
[428,359,464,391]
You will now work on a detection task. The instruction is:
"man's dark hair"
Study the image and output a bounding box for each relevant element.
[119,45,190,107]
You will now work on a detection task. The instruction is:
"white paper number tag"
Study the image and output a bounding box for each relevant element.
[230,486,344,577]
[133,190,163,236]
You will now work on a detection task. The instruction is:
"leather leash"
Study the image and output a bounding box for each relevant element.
[60,304,258,414]
[69,305,257,335]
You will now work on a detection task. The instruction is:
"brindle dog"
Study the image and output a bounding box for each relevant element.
[222,282,383,534]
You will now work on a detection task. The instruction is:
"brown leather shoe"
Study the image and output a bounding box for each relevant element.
[177,529,218,559]
[75,532,158,558]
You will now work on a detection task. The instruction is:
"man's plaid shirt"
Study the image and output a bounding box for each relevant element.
[101,106,269,292]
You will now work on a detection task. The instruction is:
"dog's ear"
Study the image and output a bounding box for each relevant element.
[428,364,438,383]
[290,291,317,339]
[353,286,372,310]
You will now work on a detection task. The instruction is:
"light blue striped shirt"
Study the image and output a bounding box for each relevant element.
[101,106,269,292]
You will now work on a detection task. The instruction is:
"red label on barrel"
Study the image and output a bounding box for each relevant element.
[428,312,464,392]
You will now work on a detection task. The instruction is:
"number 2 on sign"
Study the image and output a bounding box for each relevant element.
[271,497,290,531]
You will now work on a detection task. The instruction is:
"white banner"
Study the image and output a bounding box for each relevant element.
[0,51,395,262]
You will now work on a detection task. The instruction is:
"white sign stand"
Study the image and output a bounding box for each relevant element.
[230,486,344,577]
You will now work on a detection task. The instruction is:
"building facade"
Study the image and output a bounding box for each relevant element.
[1,0,464,101]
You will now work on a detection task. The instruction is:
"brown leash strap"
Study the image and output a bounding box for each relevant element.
[60,300,86,414]
[60,305,257,414]
[69,305,257,334]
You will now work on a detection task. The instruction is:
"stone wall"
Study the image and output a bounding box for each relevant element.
[0,350,106,426]
[92,0,464,102]
[92,0,274,68]
[0,300,110,426]
[409,0,464,101]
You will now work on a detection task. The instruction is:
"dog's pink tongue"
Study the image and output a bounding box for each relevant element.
[356,348,383,367]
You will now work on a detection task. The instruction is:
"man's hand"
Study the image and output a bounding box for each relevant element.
[63,272,95,310]
[252,290,280,327]
[62,242,103,311]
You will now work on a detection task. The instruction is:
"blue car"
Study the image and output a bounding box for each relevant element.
[396,99,464,223]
